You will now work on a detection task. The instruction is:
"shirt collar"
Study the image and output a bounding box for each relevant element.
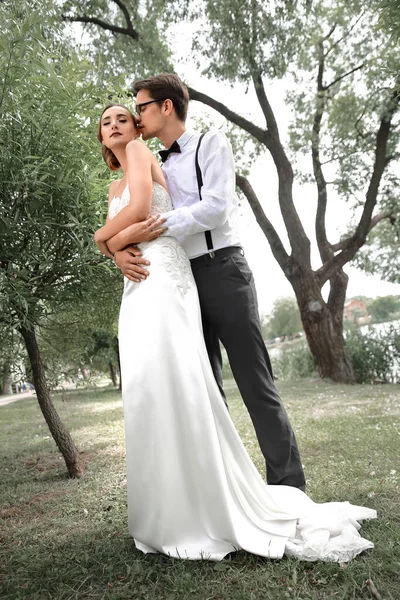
[176,130,195,150]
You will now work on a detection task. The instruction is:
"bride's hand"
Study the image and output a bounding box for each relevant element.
[107,215,167,253]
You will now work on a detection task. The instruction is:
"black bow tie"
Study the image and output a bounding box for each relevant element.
[159,140,181,163]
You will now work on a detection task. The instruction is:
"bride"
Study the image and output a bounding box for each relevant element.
[94,103,376,563]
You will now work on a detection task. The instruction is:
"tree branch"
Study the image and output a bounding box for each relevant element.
[312,39,332,264]
[111,0,137,36]
[315,83,400,284]
[327,269,349,324]
[331,211,395,252]
[324,63,365,91]
[251,69,279,136]
[188,87,311,259]
[62,14,139,39]
[236,174,290,270]
[330,238,351,253]
[324,12,366,59]
[62,6,309,264]
[320,146,360,166]
[322,23,338,43]
[187,87,268,145]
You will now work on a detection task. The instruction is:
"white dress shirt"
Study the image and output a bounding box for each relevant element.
[161,129,241,259]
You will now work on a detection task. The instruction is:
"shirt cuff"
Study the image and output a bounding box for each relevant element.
[160,207,194,239]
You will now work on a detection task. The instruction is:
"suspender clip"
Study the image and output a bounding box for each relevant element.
[209,250,215,258]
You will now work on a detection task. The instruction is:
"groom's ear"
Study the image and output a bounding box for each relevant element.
[163,98,174,117]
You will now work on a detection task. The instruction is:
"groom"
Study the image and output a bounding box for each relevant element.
[115,73,305,491]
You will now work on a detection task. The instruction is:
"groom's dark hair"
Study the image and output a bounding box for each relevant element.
[132,73,190,122]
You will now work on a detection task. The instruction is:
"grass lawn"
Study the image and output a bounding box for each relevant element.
[1,379,399,600]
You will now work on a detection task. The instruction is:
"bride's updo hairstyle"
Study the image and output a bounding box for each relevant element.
[97,103,136,171]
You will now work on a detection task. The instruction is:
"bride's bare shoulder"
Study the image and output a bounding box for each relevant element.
[126,139,152,159]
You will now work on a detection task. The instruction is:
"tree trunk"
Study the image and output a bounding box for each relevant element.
[291,272,354,383]
[109,361,117,387]
[19,325,85,478]
[115,336,122,391]
[1,361,11,395]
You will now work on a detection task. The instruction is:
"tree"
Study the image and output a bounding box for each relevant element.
[37,278,122,389]
[86,331,121,387]
[0,324,26,395]
[61,0,400,383]
[378,0,400,37]
[0,2,116,476]
[352,218,400,283]
[262,297,303,339]
[367,295,400,322]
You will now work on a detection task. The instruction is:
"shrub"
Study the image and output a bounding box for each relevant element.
[345,324,400,383]
[221,324,400,384]
[271,342,317,381]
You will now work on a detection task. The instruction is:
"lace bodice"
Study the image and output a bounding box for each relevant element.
[108,180,193,296]
[108,181,172,220]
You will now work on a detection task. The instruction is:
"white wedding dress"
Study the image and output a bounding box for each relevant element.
[109,182,376,562]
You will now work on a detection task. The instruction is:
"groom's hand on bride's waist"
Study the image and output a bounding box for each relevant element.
[115,247,151,283]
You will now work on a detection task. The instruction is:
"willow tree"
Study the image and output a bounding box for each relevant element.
[378,0,400,37]
[0,2,114,476]
[62,0,400,382]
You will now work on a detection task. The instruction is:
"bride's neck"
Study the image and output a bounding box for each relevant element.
[113,148,128,173]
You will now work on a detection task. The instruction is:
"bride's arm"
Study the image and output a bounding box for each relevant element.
[94,141,153,244]
[95,180,120,259]
[106,214,167,253]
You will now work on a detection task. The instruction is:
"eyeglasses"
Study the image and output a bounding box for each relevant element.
[135,98,167,116]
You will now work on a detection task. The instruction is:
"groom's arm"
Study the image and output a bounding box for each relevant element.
[161,130,235,237]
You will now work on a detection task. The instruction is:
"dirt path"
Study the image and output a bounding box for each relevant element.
[0,391,36,407]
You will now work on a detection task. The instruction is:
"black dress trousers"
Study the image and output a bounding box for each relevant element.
[190,246,306,491]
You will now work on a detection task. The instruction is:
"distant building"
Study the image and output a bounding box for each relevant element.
[343,299,372,325]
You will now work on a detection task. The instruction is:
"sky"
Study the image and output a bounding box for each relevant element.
[168,26,400,315]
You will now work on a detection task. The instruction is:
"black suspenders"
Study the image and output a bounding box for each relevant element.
[195,133,215,257]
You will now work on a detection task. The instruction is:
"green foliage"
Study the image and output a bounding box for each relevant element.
[270,321,400,383]
[36,275,122,387]
[43,0,399,383]
[169,0,400,293]
[353,217,400,283]
[377,0,400,37]
[165,0,305,83]
[0,1,116,331]
[262,297,303,339]
[367,295,400,322]
[284,1,400,291]
[58,1,400,300]
[271,342,317,380]
[86,330,119,370]
[0,1,128,396]
[287,1,400,203]
[345,324,400,383]
[62,0,172,81]
[0,324,26,393]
